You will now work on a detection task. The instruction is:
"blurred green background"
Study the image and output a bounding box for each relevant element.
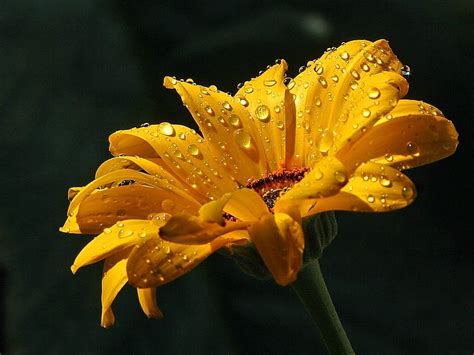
[1,0,472,354]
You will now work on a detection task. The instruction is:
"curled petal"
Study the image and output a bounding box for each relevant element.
[309,162,416,214]
[127,231,248,288]
[339,100,459,170]
[71,218,165,273]
[101,250,130,328]
[137,287,163,319]
[248,213,304,286]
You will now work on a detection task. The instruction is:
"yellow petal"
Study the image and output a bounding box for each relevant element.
[339,99,459,170]
[127,231,247,288]
[159,213,249,244]
[109,125,239,200]
[71,218,165,273]
[278,156,347,201]
[62,169,199,234]
[289,39,406,167]
[223,188,270,222]
[309,161,416,214]
[198,192,232,225]
[235,60,296,170]
[248,213,304,286]
[137,287,163,319]
[101,250,130,328]
[164,77,267,182]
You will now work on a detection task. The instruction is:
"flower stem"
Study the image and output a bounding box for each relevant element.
[291,261,355,355]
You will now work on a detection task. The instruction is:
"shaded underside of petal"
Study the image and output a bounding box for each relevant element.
[248,213,304,286]
[109,125,239,201]
[164,77,267,182]
[71,218,165,273]
[101,249,130,328]
[235,60,296,171]
[137,287,163,319]
[127,231,247,288]
[61,169,199,234]
[289,39,406,168]
[309,161,416,214]
[339,99,459,170]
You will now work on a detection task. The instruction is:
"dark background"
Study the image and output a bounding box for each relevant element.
[0,0,472,354]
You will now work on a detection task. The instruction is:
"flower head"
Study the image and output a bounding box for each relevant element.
[61,39,458,327]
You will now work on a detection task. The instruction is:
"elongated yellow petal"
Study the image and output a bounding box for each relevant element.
[279,156,347,201]
[198,192,232,225]
[159,213,249,244]
[289,39,406,167]
[248,213,304,286]
[137,287,163,319]
[223,188,270,222]
[61,169,199,234]
[164,77,267,181]
[71,218,166,273]
[308,162,416,214]
[101,250,130,328]
[127,231,248,288]
[109,125,239,200]
[339,99,459,170]
[235,60,296,170]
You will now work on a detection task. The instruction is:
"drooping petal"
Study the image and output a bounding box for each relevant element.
[127,231,248,288]
[101,250,130,328]
[109,125,239,200]
[289,39,406,167]
[159,213,249,244]
[308,161,416,214]
[71,218,166,273]
[338,100,459,170]
[223,188,270,222]
[164,77,267,182]
[278,156,347,201]
[248,212,304,286]
[235,60,296,170]
[61,169,199,234]
[137,287,163,319]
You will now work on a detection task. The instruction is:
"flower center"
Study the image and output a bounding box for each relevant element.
[246,167,309,210]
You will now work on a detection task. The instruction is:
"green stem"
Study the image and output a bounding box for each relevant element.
[291,261,355,355]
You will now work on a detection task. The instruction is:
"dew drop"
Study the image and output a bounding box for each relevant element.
[255,105,270,122]
[239,98,249,107]
[380,177,392,188]
[315,98,322,107]
[368,87,381,99]
[187,144,200,157]
[314,64,324,75]
[274,105,281,113]
[287,80,296,90]
[222,101,232,111]
[384,154,394,162]
[351,70,360,80]
[229,114,241,127]
[264,79,277,87]
[401,65,411,77]
[234,129,252,149]
[334,171,346,183]
[331,75,339,83]
[313,168,324,180]
[204,106,215,116]
[362,108,371,118]
[360,63,370,72]
[340,51,350,60]
[350,81,358,90]
[367,195,375,203]
[159,122,175,136]
[245,86,254,94]
[319,131,333,155]
[276,121,284,130]
[318,77,328,88]
[118,229,134,238]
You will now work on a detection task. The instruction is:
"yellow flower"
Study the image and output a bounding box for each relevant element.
[61,39,458,327]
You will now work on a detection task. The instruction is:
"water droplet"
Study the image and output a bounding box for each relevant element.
[318,77,328,88]
[274,105,281,113]
[315,98,322,107]
[351,70,360,80]
[350,81,358,90]
[276,121,284,130]
[138,231,147,238]
[234,129,252,149]
[255,105,270,122]
[287,80,296,90]
[334,171,346,183]
[161,199,175,212]
[402,186,413,199]
[362,108,371,118]
[264,79,277,87]
[401,65,411,77]
[368,87,381,99]
[384,154,394,162]
[159,122,175,136]
[340,51,350,60]
[205,106,215,116]
[380,177,392,188]
[313,168,324,180]
[222,101,232,111]
[331,75,339,83]
[187,144,200,157]
[229,114,241,127]
[367,195,375,203]
[239,98,249,107]
[118,229,134,238]
[245,86,254,94]
[200,88,209,95]
[406,141,418,155]
[102,227,112,234]
[164,245,172,255]
[360,63,370,72]
[314,64,324,75]
[140,122,150,128]
[364,52,375,62]
[319,131,333,155]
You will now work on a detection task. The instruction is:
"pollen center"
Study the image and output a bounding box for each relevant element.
[246,167,309,210]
